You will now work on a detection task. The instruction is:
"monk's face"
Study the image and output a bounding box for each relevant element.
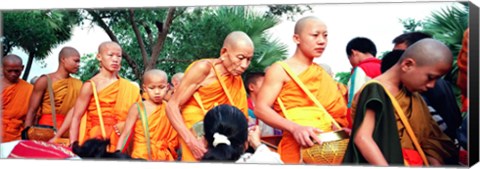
[142,76,169,104]
[400,59,451,92]
[220,42,254,76]
[97,44,122,72]
[62,54,81,74]
[294,20,328,58]
[2,61,24,83]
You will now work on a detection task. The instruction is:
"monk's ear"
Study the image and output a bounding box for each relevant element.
[248,83,255,93]
[400,58,415,72]
[96,53,102,62]
[293,34,301,45]
[220,47,228,58]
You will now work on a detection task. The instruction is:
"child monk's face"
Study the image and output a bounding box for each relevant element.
[142,75,169,104]
[401,60,451,92]
[97,44,122,72]
[294,20,328,59]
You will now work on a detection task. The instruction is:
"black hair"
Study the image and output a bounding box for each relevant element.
[71,139,142,160]
[380,50,405,73]
[243,72,265,94]
[346,37,377,57]
[201,104,248,161]
[392,32,432,46]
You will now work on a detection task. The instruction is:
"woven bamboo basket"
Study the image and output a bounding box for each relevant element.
[300,130,349,164]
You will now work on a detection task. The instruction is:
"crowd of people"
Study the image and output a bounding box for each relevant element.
[1,15,469,167]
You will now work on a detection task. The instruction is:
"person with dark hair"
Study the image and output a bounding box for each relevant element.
[343,39,457,166]
[201,104,282,163]
[72,139,135,159]
[392,32,432,50]
[345,37,382,128]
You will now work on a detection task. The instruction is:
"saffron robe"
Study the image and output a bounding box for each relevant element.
[343,82,457,165]
[272,63,348,164]
[78,78,141,152]
[179,59,248,162]
[38,77,82,130]
[131,101,179,161]
[2,80,33,142]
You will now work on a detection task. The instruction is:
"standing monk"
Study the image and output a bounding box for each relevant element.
[163,72,184,102]
[166,31,254,162]
[254,16,348,164]
[69,41,141,152]
[1,54,34,142]
[24,47,82,137]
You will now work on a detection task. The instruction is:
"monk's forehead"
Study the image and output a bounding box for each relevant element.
[295,17,327,33]
[143,70,167,82]
[2,55,23,66]
[99,42,121,52]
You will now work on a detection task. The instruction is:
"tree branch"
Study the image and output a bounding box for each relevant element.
[156,58,196,63]
[141,21,153,48]
[128,9,149,69]
[148,7,176,71]
[86,9,141,80]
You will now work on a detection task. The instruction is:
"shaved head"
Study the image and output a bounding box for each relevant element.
[172,72,184,82]
[98,41,121,53]
[294,16,326,34]
[143,69,168,84]
[59,46,80,61]
[222,31,254,50]
[2,54,23,66]
[398,38,453,66]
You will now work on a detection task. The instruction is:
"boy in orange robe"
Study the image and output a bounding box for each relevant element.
[116,69,179,161]
[69,41,141,152]
[254,16,348,164]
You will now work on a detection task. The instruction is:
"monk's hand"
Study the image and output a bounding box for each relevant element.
[291,125,322,147]
[331,122,352,136]
[186,136,207,160]
[248,125,262,150]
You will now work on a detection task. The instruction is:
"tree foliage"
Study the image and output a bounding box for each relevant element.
[2,10,81,80]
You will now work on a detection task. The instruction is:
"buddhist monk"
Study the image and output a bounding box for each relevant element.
[69,41,141,152]
[1,54,34,142]
[343,39,457,166]
[254,16,348,164]
[116,69,178,161]
[166,31,254,162]
[24,47,82,140]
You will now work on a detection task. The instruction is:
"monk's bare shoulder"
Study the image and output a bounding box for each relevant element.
[265,62,288,83]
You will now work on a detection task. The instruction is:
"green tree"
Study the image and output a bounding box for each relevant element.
[335,72,351,85]
[2,10,81,80]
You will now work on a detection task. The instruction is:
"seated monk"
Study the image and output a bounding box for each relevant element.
[116,69,179,161]
[68,41,141,152]
[254,16,348,164]
[1,54,34,142]
[342,39,458,166]
[166,31,254,162]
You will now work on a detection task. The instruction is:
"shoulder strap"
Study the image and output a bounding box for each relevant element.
[210,61,234,105]
[277,62,341,129]
[90,81,107,139]
[347,67,358,108]
[137,102,152,160]
[46,75,58,130]
[193,93,207,115]
[364,80,429,166]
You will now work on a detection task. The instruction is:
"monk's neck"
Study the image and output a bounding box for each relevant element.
[51,69,71,79]
[1,78,16,88]
[249,94,258,106]
[377,68,402,96]
[97,69,119,80]
[291,49,315,66]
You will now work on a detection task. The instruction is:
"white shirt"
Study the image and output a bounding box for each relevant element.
[235,144,283,164]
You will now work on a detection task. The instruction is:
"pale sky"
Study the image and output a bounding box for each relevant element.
[9,1,462,82]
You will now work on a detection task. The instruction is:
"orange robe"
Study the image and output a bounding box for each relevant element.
[2,80,33,142]
[273,63,348,164]
[38,77,82,130]
[78,78,141,152]
[457,28,469,97]
[131,101,179,161]
[180,59,248,162]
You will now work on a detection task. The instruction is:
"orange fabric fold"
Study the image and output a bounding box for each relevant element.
[179,59,248,162]
[273,63,348,164]
[131,101,179,161]
[38,77,82,128]
[457,28,469,97]
[78,78,141,152]
[2,80,34,142]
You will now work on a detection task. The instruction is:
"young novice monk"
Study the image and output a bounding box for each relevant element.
[342,39,457,166]
[69,41,141,152]
[116,69,179,161]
